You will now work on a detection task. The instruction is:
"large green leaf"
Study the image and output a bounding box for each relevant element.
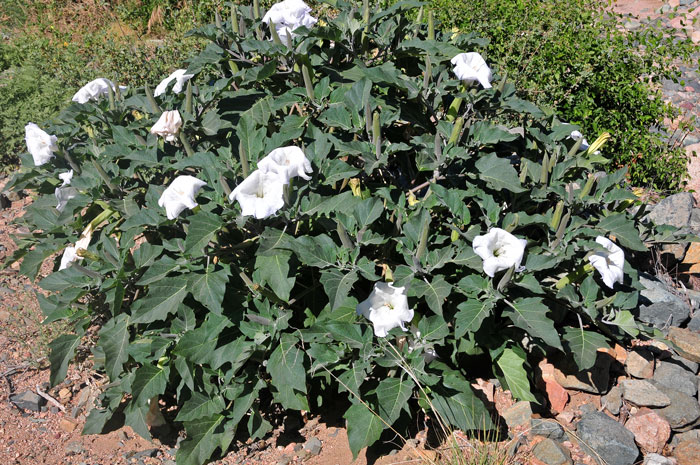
[290,235,338,268]
[49,334,81,386]
[98,314,130,381]
[375,377,414,424]
[562,327,609,370]
[497,348,536,401]
[432,372,492,431]
[503,298,563,350]
[131,364,170,403]
[174,313,231,364]
[177,415,234,465]
[188,265,230,314]
[320,269,358,310]
[132,277,189,323]
[475,153,525,193]
[184,211,222,255]
[596,214,647,251]
[411,276,451,316]
[254,251,295,302]
[454,298,494,337]
[176,392,227,422]
[267,334,307,410]
[344,403,385,459]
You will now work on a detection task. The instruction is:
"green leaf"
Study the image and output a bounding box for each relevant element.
[431,377,491,431]
[254,251,295,302]
[176,392,226,422]
[454,298,494,337]
[188,265,230,314]
[417,315,449,341]
[290,235,338,268]
[174,313,231,364]
[124,400,151,440]
[497,348,536,402]
[470,121,519,145]
[611,310,639,337]
[503,298,562,350]
[267,334,307,410]
[98,314,130,381]
[131,364,170,403]
[475,153,525,193]
[344,403,384,459]
[353,197,384,231]
[136,256,180,285]
[184,211,222,255]
[177,415,234,465]
[320,269,359,310]
[596,214,647,251]
[132,277,189,323]
[375,377,414,424]
[49,334,81,386]
[562,327,609,370]
[411,276,451,316]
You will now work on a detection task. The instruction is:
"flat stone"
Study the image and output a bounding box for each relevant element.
[576,411,639,465]
[624,411,671,454]
[671,429,700,447]
[626,349,655,378]
[59,418,78,433]
[9,390,45,412]
[532,438,572,465]
[552,352,612,394]
[648,193,695,228]
[530,419,567,442]
[653,361,698,397]
[502,401,532,429]
[669,354,699,374]
[133,449,159,459]
[638,301,690,330]
[65,440,83,455]
[602,385,623,415]
[668,327,700,363]
[651,382,700,430]
[674,440,700,465]
[639,273,688,307]
[687,314,700,332]
[303,437,322,456]
[643,453,674,465]
[621,380,671,407]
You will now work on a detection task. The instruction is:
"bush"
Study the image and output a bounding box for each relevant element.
[430,0,693,191]
[7,1,683,465]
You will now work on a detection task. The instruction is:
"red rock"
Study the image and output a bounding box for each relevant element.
[544,379,569,414]
[58,418,77,433]
[471,378,494,403]
[625,411,670,454]
[625,349,654,378]
[674,440,700,465]
[680,101,694,111]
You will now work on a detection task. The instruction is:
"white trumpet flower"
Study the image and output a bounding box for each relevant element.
[472,228,527,277]
[356,282,414,338]
[228,170,285,219]
[158,175,207,220]
[257,146,312,183]
[25,123,58,166]
[589,236,625,288]
[450,52,492,89]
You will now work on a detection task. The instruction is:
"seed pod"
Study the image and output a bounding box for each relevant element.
[107,84,115,110]
[179,132,195,157]
[539,153,549,185]
[428,10,435,40]
[144,85,161,114]
[579,174,596,199]
[238,141,250,178]
[185,81,193,116]
[302,63,314,100]
[373,111,381,158]
[253,0,260,19]
[448,117,464,145]
[270,22,283,45]
[567,137,583,157]
[519,159,528,183]
[215,10,223,29]
[550,201,564,230]
[231,4,240,34]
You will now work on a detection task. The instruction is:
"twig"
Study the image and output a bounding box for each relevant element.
[36,384,66,413]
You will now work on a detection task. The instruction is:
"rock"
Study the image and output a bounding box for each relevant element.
[669,354,699,374]
[653,361,698,397]
[620,380,671,407]
[502,401,533,429]
[626,349,655,378]
[672,430,700,447]
[668,327,700,363]
[303,437,322,456]
[624,20,641,30]
[643,453,675,465]
[65,440,83,455]
[602,385,623,415]
[638,301,690,330]
[686,314,700,332]
[133,449,159,459]
[10,390,45,412]
[276,456,292,465]
[648,193,695,228]
[59,418,78,433]
[624,411,671,453]
[539,360,569,413]
[674,440,700,465]
[552,352,612,394]
[58,387,72,402]
[530,418,567,442]
[532,438,572,465]
[576,411,639,465]
[163,461,177,465]
[639,273,688,307]
[651,382,700,430]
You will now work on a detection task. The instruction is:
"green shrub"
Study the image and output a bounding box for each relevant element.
[7,2,683,465]
[430,0,693,191]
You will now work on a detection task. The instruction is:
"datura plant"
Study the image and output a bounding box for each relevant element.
[5,1,685,464]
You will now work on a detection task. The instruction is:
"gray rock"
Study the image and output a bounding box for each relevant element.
[638,301,690,330]
[65,441,83,455]
[553,352,612,394]
[668,327,700,363]
[133,449,158,459]
[669,354,699,374]
[530,418,567,442]
[532,438,572,465]
[661,4,672,14]
[653,361,698,397]
[10,390,45,412]
[643,453,674,465]
[602,385,623,415]
[651,382,700,430]
[576,411,639,465]
[303,437,322,456]
[502,401,532,429]
[163,461,177,465]
[624,20,641,30]
[276,456,292,465]
[648,193,694,228]
[671,429,700,447]
[639,273,688,308]
[621,379,671,407]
